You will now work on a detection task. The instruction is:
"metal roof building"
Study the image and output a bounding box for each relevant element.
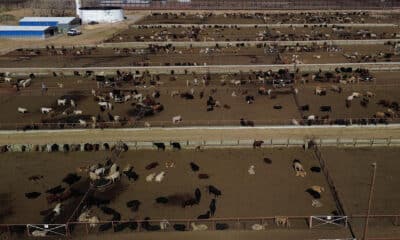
[0,26,56,39]
[19,17,80,33]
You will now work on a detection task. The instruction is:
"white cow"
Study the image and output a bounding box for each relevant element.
[31,230,48,237]
[98,102,112,110]
[155,171,166,182]
[73,110,83,115]
[17,107,28,114]
[57,99,67,106]
[146,173,156,182]
[172,115,182,124]
[40,107,52,114]
[105,171,120,182]
[191,222,208,231]
[78,119,87,127]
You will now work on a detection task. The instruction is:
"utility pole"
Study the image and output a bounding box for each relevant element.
[363,162,377,240]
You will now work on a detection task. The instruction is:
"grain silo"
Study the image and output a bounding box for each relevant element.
[75,0,125,24]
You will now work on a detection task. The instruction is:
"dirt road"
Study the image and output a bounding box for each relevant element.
[0,126,399,145]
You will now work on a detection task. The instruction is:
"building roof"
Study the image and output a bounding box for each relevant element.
[0,26,53,31]
[19,17,77,25]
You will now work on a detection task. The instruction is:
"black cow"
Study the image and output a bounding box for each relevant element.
[153,142,165,151]
[208,185,222,197]
[190,162,200,172]
[25,192,41,199]
[209,199,216,216]
[306,188,321,199]
[173,224,186,231]
[300,104,309,111]
[126,200,141,212]
[320,106,332,112]
[155,197,169,204]
[195,188,201,203]
[216,223,229,230]
[197,211,210,219]
[182,198,197,208]
[171,142,181,150]
[253,140,264,148]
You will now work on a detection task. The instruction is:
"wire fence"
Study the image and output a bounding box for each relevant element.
[1,214,400,238]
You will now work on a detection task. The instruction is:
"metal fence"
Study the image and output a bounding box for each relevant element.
[1,117,400,131]
[1,214,400,238]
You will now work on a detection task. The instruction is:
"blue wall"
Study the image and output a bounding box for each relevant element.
[0,30,45,38]
[19,21,59,27]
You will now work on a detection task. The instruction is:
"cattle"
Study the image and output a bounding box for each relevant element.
[315,87,326,96]
[57,99,67,106]
[172,115,182,124]
[198,173,210,179]
[248,165,256,175]
[208,185,222,197]
[155,197,169,204]
[320,106,332,112]
[173,224,186,231]
[293,159,306,177]
[171,142,181,150]
[155,171,166,182]
[146,162,159,170]
[190,162,200,172]
[300,104,309,111]
[197,211,210,219]
[245,95,255,104]
[216,223,229,230]
[40,107,52,114]
[195,188,201,203]
[127,200,141,212]
[25,192,41,199]
[17,107,28,114]
[253,140,264,148]
[306,188,321,199]
[209,199,216,216]
[123,168,139,181]
[275,217,290,228]
[182,198,197,208]
[153,142,165,151]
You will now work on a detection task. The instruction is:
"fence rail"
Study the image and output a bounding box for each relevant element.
[2,62,400,75]
[0,214,399,238]
[1,136,400,153]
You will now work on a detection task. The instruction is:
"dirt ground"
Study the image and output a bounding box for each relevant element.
[137,12,400,25]
[321,147,400,239]
[0,44,398,68]
[0,71,399,129]
[107,25,400,42]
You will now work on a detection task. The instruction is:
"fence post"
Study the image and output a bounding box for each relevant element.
[309,216,312,229]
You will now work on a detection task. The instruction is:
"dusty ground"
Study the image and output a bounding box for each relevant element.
[321,147,400,239]
[0,44,398,68]
[0,71,399,129]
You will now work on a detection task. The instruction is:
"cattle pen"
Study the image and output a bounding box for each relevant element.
[0,144,400,239]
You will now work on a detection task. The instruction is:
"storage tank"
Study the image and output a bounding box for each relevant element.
[79,6,124,24]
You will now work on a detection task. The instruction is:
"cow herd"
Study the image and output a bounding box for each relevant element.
[142,12,398,25]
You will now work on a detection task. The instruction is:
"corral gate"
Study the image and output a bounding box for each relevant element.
[27,224,67,237]
[310,216,348,229]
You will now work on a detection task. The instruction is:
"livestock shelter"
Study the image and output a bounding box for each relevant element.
[0,26,56,39]
[19,17,80,33]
